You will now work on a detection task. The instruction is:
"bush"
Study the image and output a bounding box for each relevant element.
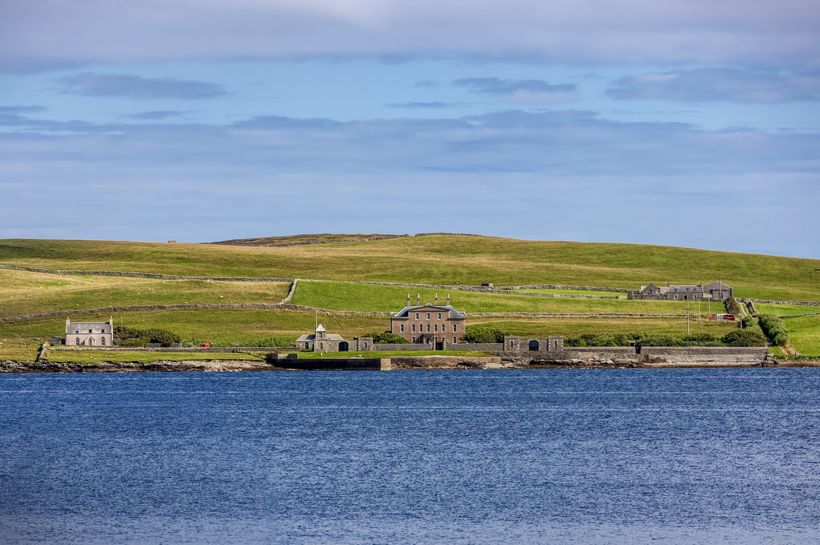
[246,336,293,348]
[722,329,766,347]
[566,332,723,347]
[757,314,789,346]
[118,338,146,348]
[462,327,507,343]
[114,326,181,347]
[365,331,408,344]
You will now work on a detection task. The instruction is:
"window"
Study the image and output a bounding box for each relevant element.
[426,324,431,332]
[89,329,92,333]
[438,313,442,319]
[400,324,404,332]
[434,324,438,332]
[427,313,431,319]
[101,337,106,346]
[453,336,457,343]
[75,337,80,345]
[412,324,416,332]
[415,312,419,320]
[453,324,457,332]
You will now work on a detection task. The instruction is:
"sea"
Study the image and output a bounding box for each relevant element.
[1,368,818,544]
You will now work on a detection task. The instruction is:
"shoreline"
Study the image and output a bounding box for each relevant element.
[2,357,819,373]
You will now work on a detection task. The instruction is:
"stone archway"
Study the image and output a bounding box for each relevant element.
[339,341,349,352]
[528,340,540,351]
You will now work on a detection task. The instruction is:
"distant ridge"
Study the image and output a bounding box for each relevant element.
[209,233,493,247]
[210,233,408,247]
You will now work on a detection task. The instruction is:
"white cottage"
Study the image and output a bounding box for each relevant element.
[65,317,114,346]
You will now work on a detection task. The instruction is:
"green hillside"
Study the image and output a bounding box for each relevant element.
[1,234,818,362]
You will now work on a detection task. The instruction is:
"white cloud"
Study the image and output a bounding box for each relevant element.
[1,1,819,70]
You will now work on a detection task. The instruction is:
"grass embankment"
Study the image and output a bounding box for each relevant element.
[291,280,708,314]
[1,235,817,300]
[0,269,290,316]
[774,315,820,358]
[512,288,625,298]
[46,349,267,364]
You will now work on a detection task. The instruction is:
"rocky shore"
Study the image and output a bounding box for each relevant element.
[2,354,817,373]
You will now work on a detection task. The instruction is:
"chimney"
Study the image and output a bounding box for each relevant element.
[417,293,421,305]
[406,293,410,307]
[446,293,451,306]
[434,293,439,304]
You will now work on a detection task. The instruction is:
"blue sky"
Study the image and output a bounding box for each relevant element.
[0,0,818,257]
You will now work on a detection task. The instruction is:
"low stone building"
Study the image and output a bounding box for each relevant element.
[390,294,466,346]
[295,324,350,352]
[65,317,114,346]
[504,336,564,352]
[627,281,732,301]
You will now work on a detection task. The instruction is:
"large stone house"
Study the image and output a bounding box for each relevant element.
[627,281,732,301]
[65,317,114,346]
[295,324,349,352]
[390,295,466,345]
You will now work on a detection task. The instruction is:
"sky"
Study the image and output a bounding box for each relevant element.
[0,0,818,257]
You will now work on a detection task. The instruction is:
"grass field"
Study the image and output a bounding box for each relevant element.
[1,234,818,362]
[292,280,703,314]
[0,269,290,316]
[778,315,820,357]
[1,235,817,300]
[511,288,626,298]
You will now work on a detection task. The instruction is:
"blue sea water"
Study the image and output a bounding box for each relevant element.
[0,369,819,545]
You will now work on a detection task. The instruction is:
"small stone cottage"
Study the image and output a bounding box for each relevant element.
[295,324,349,352]
[65,317,114,346]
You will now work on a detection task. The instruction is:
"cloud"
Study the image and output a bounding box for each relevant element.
[609,68,820,103]
[1,1,819,70]
[124,110,190,120]
[0,105,47,113]
[55,73,227,100]
[1,108,817,254]
[387,101,457,109]
[454,77,578,105]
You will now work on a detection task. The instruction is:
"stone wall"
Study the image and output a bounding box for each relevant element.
[449,342,504,351]
[373,343,434,351]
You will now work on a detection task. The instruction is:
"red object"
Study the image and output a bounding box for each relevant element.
[200,343,210,348]
[724,315,736,321]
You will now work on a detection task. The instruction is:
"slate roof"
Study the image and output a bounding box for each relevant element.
[391,304,466,319]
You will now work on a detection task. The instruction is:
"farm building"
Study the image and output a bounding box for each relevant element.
[627,281,732,301]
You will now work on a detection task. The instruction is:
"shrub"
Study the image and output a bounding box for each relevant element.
[722,329,766,347]
[365,331,408,344]
[566,332,723,347]
[118,338,146,348]
[114,326,181,347]
[462,327,507,343]
[757,314,789,346]
[247,336,293,348]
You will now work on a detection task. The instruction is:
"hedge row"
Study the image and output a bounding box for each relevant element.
[756,314,789,346]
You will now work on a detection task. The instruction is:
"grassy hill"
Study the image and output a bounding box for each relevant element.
[1,234,817,362]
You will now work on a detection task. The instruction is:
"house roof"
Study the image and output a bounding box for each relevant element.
[296,333,346,342]
[391,304,466,319]
[66,321,112,332]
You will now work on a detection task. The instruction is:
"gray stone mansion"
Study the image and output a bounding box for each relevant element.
[390,294,466,346]
[627,281,732,301]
